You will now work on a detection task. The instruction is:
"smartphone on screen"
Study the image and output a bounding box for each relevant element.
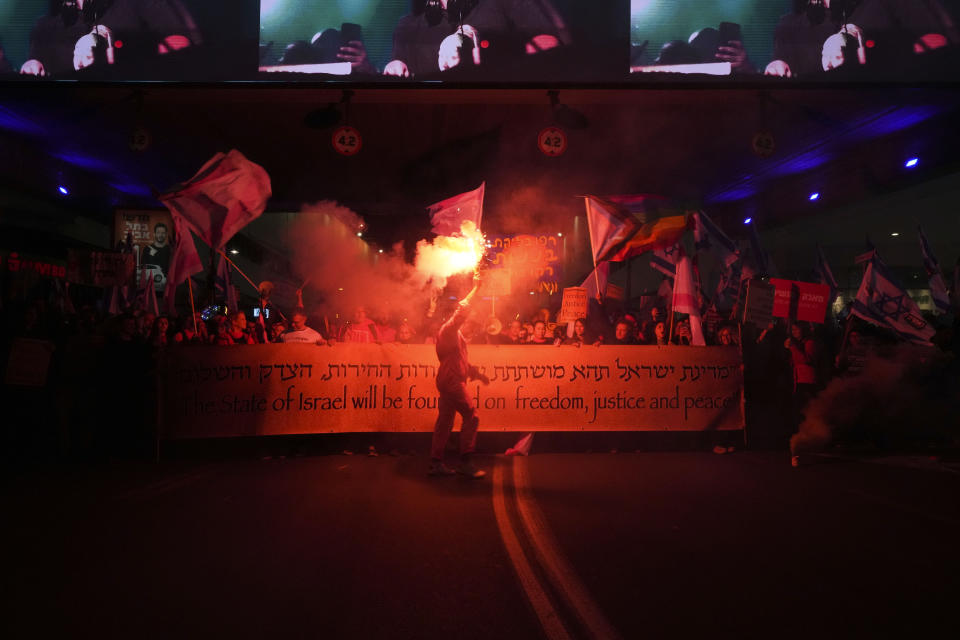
[340,23,363,46]
[719,22,742,45]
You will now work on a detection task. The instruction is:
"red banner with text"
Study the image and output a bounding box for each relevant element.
[160,344,743,439]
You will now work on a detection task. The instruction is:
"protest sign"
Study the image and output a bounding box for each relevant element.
[558,287,588,323]
[770,278,831,324]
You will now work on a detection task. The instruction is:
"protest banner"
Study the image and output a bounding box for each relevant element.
[67,250,135,288]
[2,252,66,279]
[486,234,563,295]
[160,344,743,439]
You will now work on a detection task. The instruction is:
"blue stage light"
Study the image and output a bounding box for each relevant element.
[58,186,69,195]
[743,217,752,225]
[904,157,919,168]
[809,192,820,201]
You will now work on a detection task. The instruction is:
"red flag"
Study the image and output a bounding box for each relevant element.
[159,150,271,249]
[163,215,203,315]
[427,183,484,236]
[138,266,160,316]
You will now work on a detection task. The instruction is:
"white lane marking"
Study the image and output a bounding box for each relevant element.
[514,458,623,640]
[492,464,573,640]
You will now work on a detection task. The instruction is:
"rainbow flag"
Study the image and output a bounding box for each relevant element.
[584,194,689,264]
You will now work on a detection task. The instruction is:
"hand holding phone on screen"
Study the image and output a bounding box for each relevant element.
[715,21,748,72]
[718,22,742,46]
[336,23,374,74]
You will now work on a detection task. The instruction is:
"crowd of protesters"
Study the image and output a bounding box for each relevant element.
[1,273,956,464]
[103,297,748,350]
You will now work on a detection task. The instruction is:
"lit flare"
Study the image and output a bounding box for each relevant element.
[415,221,486,285]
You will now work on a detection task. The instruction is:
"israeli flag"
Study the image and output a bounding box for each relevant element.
[918,226,950,314]
[692,211,739,267]
[815,244,839,303]
[852,255,935,345]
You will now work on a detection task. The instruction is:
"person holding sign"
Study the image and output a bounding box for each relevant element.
[429,271,490,478]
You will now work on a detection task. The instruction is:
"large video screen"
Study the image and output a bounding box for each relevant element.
[630,0,960,82]
[0,0,258,80]
[1,1,957,83]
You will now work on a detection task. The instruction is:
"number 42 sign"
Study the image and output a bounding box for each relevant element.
[332,126,363,156]
[538,127,567,157]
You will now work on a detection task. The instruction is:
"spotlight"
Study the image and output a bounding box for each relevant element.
[356,232,362,237]
[557,232,563,237]
[58,185,69,195]
[743,217,752,225]
[904,157,919,168]
[890,232,899,237]
[378,249,384,254]
[809,192,820,201]
[229,248,239,255]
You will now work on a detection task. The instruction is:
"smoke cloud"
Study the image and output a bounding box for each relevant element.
[791,344,958,454]
[288,201,433,327]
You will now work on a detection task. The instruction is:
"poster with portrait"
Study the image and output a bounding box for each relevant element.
[114,209,173,293]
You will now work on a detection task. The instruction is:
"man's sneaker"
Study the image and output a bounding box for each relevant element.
[427,461,456,476]
[457,462,487,479]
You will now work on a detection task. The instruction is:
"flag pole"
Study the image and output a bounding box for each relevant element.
[837,309,858,359]
[186,274,198,334]
[217,249,258,293]
[668,249,682,344]
[192,235,288,322]
[215,248,288,323]
[580,195,604,301]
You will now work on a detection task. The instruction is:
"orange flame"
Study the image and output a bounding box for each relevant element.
[414,221,486,287]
